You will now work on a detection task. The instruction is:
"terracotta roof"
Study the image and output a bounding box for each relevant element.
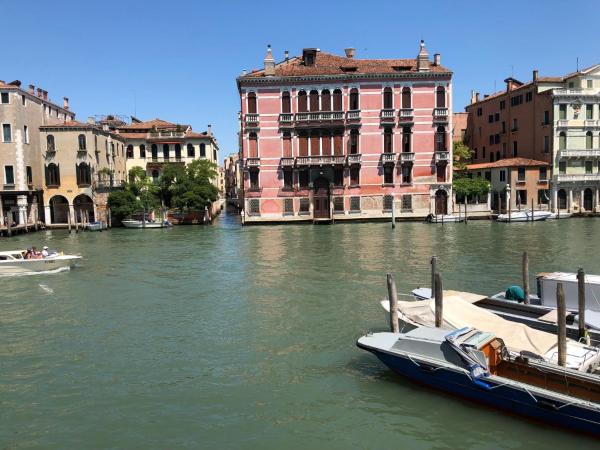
[241,50,450,79]
[117,132,148,139]
[185,131,211,139]
[119,118,190,131]
[465,158,550,170]
[40,120,92,129]
[0,79,74,114]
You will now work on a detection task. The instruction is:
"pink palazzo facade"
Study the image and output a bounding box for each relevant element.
[237,42,453,223]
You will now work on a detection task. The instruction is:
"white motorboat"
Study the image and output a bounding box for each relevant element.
[496,210,552,222]
[547,212,573,219]
[121,219,172,229]
[0,250,81,275]
[425,214,464,223]
[87,221,103,231]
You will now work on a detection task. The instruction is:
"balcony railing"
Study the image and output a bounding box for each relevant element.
[280,157,295,167]
[399,152,415,163]
[433,108,449,120]
[555,173,600,182]
[435,151,450,162]
[244,114,259,125]
[553,88,584,96]
[279,113,294,124]
[380,109,396,121]
[556,119,569,128]
[147,131,186,139]
[149,156,180,163]
[399,108,414,119]
[585,119,600,128]
[346,110,361,120]
[559,149,600,158]
[245,157,260,168]
[381,152,396,164]
[347,154,362,165]
[296,155,346,166]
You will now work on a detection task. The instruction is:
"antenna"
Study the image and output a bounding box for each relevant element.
[577,57,579,72]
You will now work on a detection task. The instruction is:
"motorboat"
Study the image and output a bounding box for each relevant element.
[548,212,572,219]
[496,210,552,222]
[0,250,81,275]
[121,219,172,229]
[87,221,103,231]
[381,293,600,372]
[357,326,600,436]
[425,214,464,223]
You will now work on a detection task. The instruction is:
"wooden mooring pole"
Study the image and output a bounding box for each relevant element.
[577,267,586,342]
[522,251,530,304]
[391,198,396,229]
[387,273,399,333]
[431,255,437,298]
[434,272,443,328]
[557,282,567,367]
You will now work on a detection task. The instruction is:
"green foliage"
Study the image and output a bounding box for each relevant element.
[156,163,185,207]
[107,190,140,221]
[97,167,114,177]
[170,160,219,211]
[453,142,472,171]
[453,173,491,197]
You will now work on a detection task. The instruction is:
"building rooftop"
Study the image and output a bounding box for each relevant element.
[465,157,550,170]
[119,118,191,131]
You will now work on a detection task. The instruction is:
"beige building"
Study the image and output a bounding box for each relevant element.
[224,152,240,206]
[0,80,74,228]
[39,120,126,225]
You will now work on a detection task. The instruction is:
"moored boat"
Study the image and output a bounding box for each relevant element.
[0,250,81,275]
[87,221,103,231]
[121,219,172,229]
[425,214,464,223]
[497,210,552,222]
[357,326,600,436]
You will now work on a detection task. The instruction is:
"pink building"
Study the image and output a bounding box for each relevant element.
[237,42,453,223]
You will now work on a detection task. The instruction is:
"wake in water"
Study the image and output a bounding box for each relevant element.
[0,266,71,278]
[38,284,55,294]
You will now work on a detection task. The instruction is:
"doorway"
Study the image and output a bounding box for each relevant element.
[313,177,330,219]
[435,190,448,215]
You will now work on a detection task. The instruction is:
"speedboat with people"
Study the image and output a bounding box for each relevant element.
[0,248,81,275]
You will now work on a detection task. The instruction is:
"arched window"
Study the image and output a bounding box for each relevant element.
[283,131,292,157]
[349,88,359,110]
[321,90,331,112]
[126,145,133,158]
[78,134,86,150]
[249,132,258,157]
[321,130,331,155]
[187,144,195,157]
[298,90,307,112]
[140,144,146,158]
[383,128,393,153]
[559,132,567,150]
[282,91,291,113]
[175,143,182,159]
[45,163,60,186]
[402,126,412,153]
[76,163,91,186]
[163,144,169,159]
[436,126,446,151]
[298,131,308,157]
[309,90,319,112]
[349,129,359,154]
[47,134,55,152]
[333,89,342,111]
[383,87,393,109]
[151,144,158,159]
[200,143,206,157]
[586,131,593,149]
[310,130,320,156]
[402,87,411,109]
[436,86,446,108]
[247,92,257,114]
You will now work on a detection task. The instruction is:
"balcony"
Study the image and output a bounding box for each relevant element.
[244,114,259,127]
[347,154,362,165]
[278,113,294,126]
[553,88,584,96]
[148,156,183,164]
[585,119,600,128]
[346,110,361,121]
[245,157,261,168]
[435,151,450,163]
[381,152,397,164]
[380,109,396,123]
[294,112,345,127]
[556,119,569,128]
[399,108,414,121]
[559,149,600,158]
[399,152,415,163]
[433,108,449,122]
[555,173,600,182]
[280,157,295,167]
[147,131,186,140]
[296,155,346,166]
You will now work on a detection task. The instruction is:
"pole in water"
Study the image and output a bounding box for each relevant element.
[431,255,437,299]
[557,282,567,367]
[67,208,72,233]
[464,197,468,224]
[387,273,399,333]
[522,251,530,304]
[434,272,443,328]
[391,197,396,229]
[577,267,586,342]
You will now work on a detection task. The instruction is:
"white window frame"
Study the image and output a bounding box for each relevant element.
[0,91,10,105]
[4,164,15,185]
[2,123,12,142]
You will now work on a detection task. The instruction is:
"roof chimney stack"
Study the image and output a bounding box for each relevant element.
[344,48,355,58]
[242,69,247,76]
[433,53,441,66]
[264,44,275,76]
[87,116,95,124]
[208,124,212,135]
[284,50,289,61]
[28,84,35,94]
[37,88,42,98]
[63,97,69,110]
[533,69,539,81]
[42,90,48,100]
[475,92,480,102]
[416,40,430,72]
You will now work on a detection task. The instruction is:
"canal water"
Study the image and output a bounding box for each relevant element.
[1,211,599,449]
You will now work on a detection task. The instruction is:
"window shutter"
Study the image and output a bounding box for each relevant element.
[76,164,81,185]
[56,164,61,186]
[45,165,49,186]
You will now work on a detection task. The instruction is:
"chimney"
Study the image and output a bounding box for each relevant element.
[63,97,69,110]
[37,88,42,98]
[87,116,95,124]
[42,90,48,100]
[533,69,539,81]
[208,124,212,135]
[28,84,35,94]
[470,90,476,104]
[416,40,430,72]
[475,92,480,102]
[264,44,275,76]
[284,50,289,61]
[433,53,441,66]
[344,48,355,58]
[242,69,247,76]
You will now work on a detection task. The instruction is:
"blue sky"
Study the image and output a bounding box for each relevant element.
[3,0,599,162]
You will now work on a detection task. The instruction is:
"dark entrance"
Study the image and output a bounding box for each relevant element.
[435,189,448,215]
[558,189,567,210]
[584,188,593,211]
[313,177,330,219]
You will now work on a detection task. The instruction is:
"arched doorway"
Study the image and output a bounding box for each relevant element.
[584,188,593,211]
[435,189,448,215]
[49,195,69,224]
[558,189,567,210]
[73,194,95,223]
[313,176,330,219]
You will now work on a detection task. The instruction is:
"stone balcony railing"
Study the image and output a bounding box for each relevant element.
[147,131,186,139]
[398,108,414,120]
[381,152,396,164]
[380,109,396,122]
[435,150,450,162]
[347,154,361,165]
[558,149,600,158]
[433,108,449,120]
[244,114,259,125]
[585,119,600,128]
[346,110,361,121]
[245,157,260,168]
[399,152,415,163]
[553,88,584,96]
[279,113,294,124]
[296,155,346,166]
[280,157,295,167]
[555,173,600,182]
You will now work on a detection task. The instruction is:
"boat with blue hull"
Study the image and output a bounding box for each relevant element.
[358,327,600,436]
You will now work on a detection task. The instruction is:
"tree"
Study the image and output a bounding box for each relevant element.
[107,190,141,221]
[453,173,491,199]
[170,160,219,211]
[453,142,472,171]
[156,163,185,208]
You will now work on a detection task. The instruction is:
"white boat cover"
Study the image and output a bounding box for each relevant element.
[382,295,600,371]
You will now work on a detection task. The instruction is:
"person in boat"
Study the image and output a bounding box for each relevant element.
[505,285,526,303]
[31,246,43,259]
[42,246,50,257]
[24,248,33,259]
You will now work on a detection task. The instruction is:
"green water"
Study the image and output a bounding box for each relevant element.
[1,211,599,449]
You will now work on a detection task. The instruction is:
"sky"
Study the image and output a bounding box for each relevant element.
[3,0,599,163]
